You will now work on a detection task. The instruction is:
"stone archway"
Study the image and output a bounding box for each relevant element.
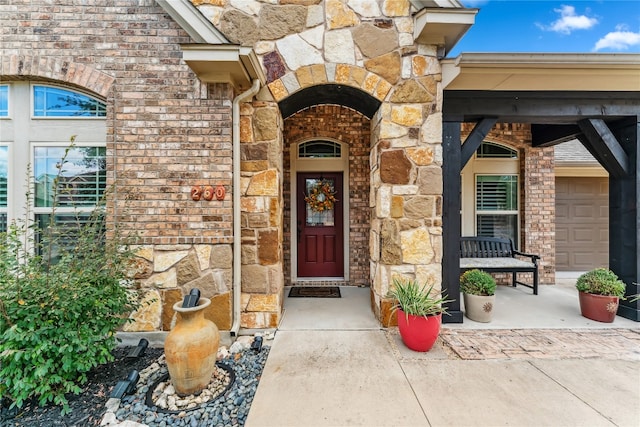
[269,62,446,326]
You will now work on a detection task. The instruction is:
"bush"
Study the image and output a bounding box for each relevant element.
[576,268,626,298]
[460,269,497,296]
[0,145,140,414]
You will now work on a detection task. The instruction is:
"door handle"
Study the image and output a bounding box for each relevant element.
[297,220,302,244]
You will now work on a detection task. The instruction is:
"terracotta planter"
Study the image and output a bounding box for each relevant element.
[396,309,441,352]
[165,297,220,396]
[578,291,619,323]
[463,293,495,323]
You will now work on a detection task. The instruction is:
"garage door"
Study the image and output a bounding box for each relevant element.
[556,177,608,271]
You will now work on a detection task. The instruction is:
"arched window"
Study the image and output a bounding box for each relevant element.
[476,141,518,158]
[33,85,106,117]
[298,140,341,158]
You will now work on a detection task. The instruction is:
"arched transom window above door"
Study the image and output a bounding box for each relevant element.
[298,140,342,159]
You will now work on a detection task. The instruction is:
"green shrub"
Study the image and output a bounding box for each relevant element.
[460,269,497,296]
[0,145,140,414]
[576,268,626,298]
[387,276,451,320]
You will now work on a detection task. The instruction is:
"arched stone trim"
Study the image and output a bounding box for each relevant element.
[267,63,392,103]
[1,54,114,98]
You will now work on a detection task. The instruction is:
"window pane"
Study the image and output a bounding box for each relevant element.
[36,212,103,264]
[477,214,518,246]
[0,85,8,117]
[476,175,517,211]
[34,146,106,208]
[33,85,106,117]
[476,141,517,158]
[299,141,341,158]
[305,178,335,226]
[0,146,6,232]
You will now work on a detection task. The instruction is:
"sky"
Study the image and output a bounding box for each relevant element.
[449,1,640,56]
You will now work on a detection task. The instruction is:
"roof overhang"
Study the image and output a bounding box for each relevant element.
[157,0,266,90]
[442,53,640,91]
[413,7,478,56]
[156,0,228,44]
[181,45,266,91]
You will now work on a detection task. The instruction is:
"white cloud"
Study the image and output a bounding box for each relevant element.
[593,25,640,51]
[539,5,598,35]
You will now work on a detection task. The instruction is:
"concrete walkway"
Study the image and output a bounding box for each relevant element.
[246,285,640,427]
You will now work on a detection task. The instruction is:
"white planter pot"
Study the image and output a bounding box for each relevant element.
[463,293,495,323]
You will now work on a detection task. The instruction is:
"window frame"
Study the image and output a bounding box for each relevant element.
[474,174,519,245]
[461,140,521,247]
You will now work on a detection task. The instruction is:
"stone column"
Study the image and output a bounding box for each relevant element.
[239,99,285,329]
[370,52,444,326]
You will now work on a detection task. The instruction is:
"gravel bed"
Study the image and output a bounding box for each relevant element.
[110,347,269,426]
[1,342,270,427]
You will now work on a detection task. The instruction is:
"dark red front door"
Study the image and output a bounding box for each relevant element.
[297,173,344,277]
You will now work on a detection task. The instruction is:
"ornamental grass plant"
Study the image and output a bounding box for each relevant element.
[0,143,141,414]
[387,276,450,321]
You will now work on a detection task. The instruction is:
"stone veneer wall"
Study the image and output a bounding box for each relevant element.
[283,105,371,286]
[461,123,555,285]
[0,1,244,332]
[192,0,446,326]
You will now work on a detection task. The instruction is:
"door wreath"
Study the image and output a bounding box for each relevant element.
[304,180,337,212]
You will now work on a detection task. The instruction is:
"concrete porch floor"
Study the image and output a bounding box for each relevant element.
[245,281,640,427]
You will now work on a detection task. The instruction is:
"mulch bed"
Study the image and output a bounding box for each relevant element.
[1,346,164,427]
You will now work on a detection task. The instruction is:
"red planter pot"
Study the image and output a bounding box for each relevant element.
[578,291,619,323]
[396,309,442,352]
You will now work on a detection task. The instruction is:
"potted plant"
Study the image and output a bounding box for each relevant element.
[460,269,497,323]
[387,277,449,352]
[576,268,626,323]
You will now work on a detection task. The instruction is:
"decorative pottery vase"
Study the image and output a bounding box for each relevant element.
[396,309,441,352]
[165,297,220,396]
[578,291,618,323]
[463,293,495,323]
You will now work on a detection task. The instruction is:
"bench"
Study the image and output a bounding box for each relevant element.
[460,236,540,295]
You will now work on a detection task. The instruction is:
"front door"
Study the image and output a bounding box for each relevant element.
[297,172,344,277]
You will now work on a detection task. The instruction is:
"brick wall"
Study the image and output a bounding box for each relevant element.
[462,123,555,285]
[0,0,235,246]
[283,105,371,286]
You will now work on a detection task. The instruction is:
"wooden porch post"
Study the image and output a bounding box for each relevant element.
[610,117,640,321]
[442,121,463,323]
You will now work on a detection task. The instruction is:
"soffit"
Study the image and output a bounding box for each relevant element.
[413,7,478,55]
[181,45,266,91]
[158,0,266,90]
[443,53,640,91]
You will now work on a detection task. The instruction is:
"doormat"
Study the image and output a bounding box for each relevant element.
[288,286,341,298]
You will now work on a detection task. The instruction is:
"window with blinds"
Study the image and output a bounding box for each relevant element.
[476,175,518,246]
[33,146,107,260]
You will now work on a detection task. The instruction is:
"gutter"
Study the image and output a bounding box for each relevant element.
[230,79,261,337]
